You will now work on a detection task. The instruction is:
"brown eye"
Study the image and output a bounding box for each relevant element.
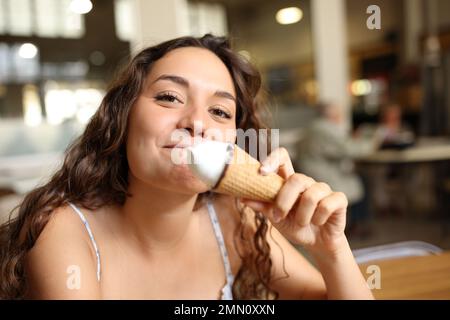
[155,93,182,103]
[209,107,232,119]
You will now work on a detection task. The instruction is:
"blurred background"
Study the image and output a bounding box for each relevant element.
[0,0,449,251]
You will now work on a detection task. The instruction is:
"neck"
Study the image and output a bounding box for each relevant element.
[119,174,202,252]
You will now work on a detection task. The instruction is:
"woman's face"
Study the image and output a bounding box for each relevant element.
[126,47,238,195]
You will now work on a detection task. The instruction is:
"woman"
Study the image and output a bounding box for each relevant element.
[0,34,373,300]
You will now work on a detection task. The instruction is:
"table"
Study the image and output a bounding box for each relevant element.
[358,251,450,299]
[357,137,450,164]
[355,138,450,218]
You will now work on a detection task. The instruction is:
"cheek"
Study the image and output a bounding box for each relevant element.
[130,102,164,137]
[226,130,237,144]
[225,124,237,144]
[128,99,180,149]
[206,124,237,144]
[126,104,174,173]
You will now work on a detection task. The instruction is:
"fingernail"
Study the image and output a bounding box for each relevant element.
[260,165,271,175]
[273,209,282,223]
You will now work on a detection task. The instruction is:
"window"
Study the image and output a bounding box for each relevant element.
[0,0,85,38]
[6,0,33,36]
[114,0,134,42]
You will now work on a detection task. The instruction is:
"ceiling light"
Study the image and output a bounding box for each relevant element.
[69,0,93,15]
[276,7,303,25]
[18,43,38,59]
[350,79,372,96]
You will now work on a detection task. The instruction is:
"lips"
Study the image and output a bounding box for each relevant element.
[164,144,190,165]
[163,144,191,149]
[163,139,205,149]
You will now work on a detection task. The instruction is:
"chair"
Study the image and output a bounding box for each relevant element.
[352,240,443,264]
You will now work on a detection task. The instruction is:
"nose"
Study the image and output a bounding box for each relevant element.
[176,103,209,138]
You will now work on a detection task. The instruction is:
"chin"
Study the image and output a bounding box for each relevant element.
[168,181,210,196]
[169,166,210,194]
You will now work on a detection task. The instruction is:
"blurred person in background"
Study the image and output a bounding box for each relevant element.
[377,103,415,149]
[366,102,416,216]
[296,102,383,237]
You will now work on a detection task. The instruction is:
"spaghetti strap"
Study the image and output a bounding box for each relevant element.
[68,202,101,282]
[206,197,234,300]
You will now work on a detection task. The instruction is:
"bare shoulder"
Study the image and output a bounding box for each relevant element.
[24,204,101,299]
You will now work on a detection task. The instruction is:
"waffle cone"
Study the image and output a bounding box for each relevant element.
[213,145,284,202]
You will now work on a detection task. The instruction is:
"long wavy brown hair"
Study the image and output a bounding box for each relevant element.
[0,34,280,299]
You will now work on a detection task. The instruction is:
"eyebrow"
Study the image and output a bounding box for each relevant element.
[152,74,236,102]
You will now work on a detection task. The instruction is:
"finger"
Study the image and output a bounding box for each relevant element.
[273,173,315,222]
[295,182,332,227]
[242,200,281,224]
[311,192,348,226]
[240,199,272,214]
[259,147,295,178]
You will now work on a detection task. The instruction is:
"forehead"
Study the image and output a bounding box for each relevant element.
[146,47,236,95]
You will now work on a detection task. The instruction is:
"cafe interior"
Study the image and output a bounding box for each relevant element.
[0,0,450,299]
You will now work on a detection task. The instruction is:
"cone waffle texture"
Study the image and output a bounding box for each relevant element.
[214,145,284,202]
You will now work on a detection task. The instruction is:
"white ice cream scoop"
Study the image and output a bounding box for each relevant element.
[186,140,284,202]
[186,140,234,188]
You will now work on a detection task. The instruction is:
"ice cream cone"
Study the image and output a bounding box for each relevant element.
[213,145,284,202]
